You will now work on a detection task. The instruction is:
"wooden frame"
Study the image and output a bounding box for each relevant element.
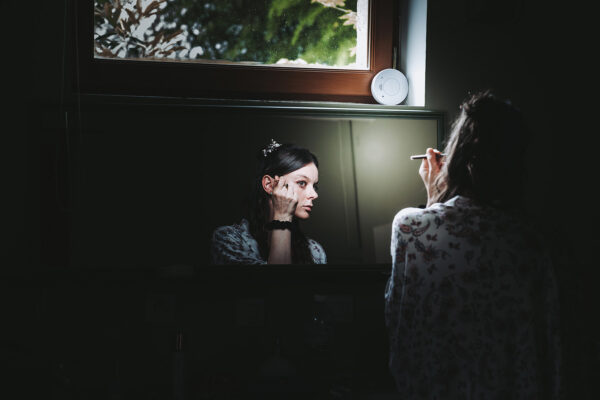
[74,0,397,103]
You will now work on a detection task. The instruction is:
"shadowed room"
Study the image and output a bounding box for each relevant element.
[2,0,597,399]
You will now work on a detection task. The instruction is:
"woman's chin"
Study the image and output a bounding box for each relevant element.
[295,210,311,220]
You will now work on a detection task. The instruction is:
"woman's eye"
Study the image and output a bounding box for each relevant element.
[297,181,306,188]
[314,185,319,192]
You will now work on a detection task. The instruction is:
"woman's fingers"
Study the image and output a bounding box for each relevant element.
[426,148,443,173]
[421,151,430,171]
[419,148,443,191]
[289,180,298,203]
[273,177,291,201]
[286,181,298,205]
[419,157,429,182]
[279,177,288,193]
[271,177,297,220]
[425,147,435,164]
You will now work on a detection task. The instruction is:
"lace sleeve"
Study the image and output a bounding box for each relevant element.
[211,225,267,265]
[308,239,327,264]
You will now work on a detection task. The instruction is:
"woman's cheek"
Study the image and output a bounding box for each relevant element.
[294,204,310,219]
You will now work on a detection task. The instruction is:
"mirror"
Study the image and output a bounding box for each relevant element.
[70,100,442,267]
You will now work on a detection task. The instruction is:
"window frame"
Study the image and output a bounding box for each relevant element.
[75,0,397,103]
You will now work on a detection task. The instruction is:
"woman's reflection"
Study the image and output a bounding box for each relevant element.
[211,139,326,264]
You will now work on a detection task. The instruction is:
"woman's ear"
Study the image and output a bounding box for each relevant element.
[262,175,274,194]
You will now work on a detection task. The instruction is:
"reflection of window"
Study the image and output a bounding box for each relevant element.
[77,0,396,102]
[94,0,370,70]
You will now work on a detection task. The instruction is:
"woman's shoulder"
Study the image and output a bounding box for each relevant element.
[211,219,266,265]
[393,206,426,223]
[393,196,479,225]
[392,205,441,227]
[306,237,327,264]
[212,219,252,243]
[391,198,472,238]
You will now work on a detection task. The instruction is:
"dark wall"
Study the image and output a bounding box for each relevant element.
[2,0,596,398]
[425,1,597,398]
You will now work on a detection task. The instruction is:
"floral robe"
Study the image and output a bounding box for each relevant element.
[385,196,561,399]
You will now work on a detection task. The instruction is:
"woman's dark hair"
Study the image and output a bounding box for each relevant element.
[245,142,319,264]
[430,90,530,210]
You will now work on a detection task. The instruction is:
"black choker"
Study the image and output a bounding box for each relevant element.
[266,220,295,232]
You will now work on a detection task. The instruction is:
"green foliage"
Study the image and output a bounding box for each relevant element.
[94,0,186,58]
[94,0,360,66]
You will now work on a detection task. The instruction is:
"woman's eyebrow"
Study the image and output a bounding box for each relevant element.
[294,174,318,184]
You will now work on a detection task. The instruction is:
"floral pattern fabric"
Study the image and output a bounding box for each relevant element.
[385,196,561,399]
[211,219,327,264]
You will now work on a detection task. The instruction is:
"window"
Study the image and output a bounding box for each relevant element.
[94,0,371,69]
[76,0,396,102]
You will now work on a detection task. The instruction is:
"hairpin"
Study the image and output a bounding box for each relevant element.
[262,139,282,157]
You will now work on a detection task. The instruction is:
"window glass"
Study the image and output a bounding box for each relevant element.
[94,0,369,69]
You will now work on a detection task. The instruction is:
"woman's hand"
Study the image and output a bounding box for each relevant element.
[267,175,295,264]
[270,176,298,221]
[418,148,444,206]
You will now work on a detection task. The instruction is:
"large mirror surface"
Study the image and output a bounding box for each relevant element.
[70,100,442,267]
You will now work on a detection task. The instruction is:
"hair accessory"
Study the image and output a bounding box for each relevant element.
[262,139,282,157]
[266,220,295,232]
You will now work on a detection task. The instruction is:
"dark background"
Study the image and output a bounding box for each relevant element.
[2,0,597,398]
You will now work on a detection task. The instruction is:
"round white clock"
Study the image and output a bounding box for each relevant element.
[371,69,409,105]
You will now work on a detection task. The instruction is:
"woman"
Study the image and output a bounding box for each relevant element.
[385,91,561,398]
[211,139,326,264]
